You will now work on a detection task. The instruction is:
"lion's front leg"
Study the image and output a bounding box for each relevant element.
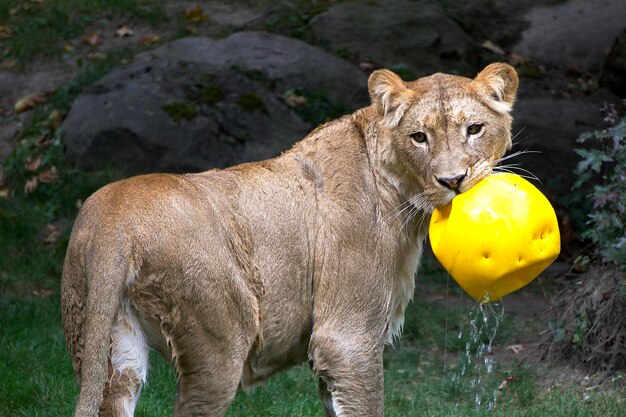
[309,329,385,417]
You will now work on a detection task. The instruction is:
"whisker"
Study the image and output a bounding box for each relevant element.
[492,167,542,184]
[385,196,420,222]
[491,150,540,166]
[495,164,540,179]
[510,126,527,146]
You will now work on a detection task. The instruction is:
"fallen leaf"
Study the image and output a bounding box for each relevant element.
[86,52,107,60]
[9,6,22,17]
[481,39,505,55]
[498,376,516,391]
[81,32,103,46]
[32,288,55,297]
[505,344,526,354]
[29,0,46,3]
[38,166,58,184]
[359,62,375,71]
[24,177,38,194]
[114,25,134,38]
[25,155,42,172]
[48,109,62,130]
[184,5,207,22]
[43,224,61,244]
[0,58,17,69]
[63,43,75,52]
[185,25,199,35]
[140,34,161,45]
[508,53,531,66]
[0,26,13,39]
[284,94,307,107]
[76,198,83,209]
[36,135,51,147]
[0,187,9,198]
[15,92,46,113]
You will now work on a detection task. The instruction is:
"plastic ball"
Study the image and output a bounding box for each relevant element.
[429,173,560,302]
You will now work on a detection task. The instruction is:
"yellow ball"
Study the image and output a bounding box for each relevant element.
[429,173,560,302]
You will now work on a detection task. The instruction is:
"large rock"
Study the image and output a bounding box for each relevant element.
[509,81,610,196]
[514,0,626,71]
[62,32,369,174]
[603,29,626,96]
[136,32,369,109]
[309,0,476,77]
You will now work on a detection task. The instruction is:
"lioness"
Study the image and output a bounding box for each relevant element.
[62,63,518,416]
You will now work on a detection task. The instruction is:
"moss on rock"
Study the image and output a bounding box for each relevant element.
[199,85,224,105]
[162,101,197,123]
[237,92,267,114]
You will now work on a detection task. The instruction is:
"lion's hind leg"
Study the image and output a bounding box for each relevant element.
[100,301,149,417]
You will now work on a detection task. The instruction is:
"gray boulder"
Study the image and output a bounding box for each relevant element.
[604,29,626,96]
[509,81,610,196]
[514,0,626,71]
[62,32,369,174]
[309,0,476,77]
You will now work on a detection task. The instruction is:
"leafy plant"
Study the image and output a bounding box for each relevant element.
[573,103,626,267]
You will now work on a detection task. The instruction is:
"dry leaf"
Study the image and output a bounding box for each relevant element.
[359,62,375,71]
[508,53,531,66]
[0,26,13,39]
[140,34,161,45]
[38,166,58,184]
[505,344,526,354]
[63,43,75,52]
[86,52,107,60]
[15,92,46,113]
[24,177,38,194]
[0,58,16,69]
[184,5,207,22]
[29,0,46,3]
[48,109,62,130]
[81,33,103,46]
[481,39,505,55]
[114,25,134,38]
[43,224,61,244]
[0,187,9,199]
[497,376,516,391]
[284,94,307,107]
[32,288,55,297]
[25,155,42,172]
[76,198,83,209]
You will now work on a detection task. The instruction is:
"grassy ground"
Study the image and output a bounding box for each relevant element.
[0,0,166,66]
[2,267,625,416]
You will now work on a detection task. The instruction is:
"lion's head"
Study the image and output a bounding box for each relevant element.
[368,63,519,211]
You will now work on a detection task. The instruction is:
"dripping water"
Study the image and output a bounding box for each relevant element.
[448,289,505,410]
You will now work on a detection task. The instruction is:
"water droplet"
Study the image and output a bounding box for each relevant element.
[450,299,505,410]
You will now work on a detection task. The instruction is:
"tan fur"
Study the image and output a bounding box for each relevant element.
[61,63,518,416]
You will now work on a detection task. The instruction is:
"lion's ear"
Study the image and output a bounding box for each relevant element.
[368,69,414,128]
[471,63,519,114]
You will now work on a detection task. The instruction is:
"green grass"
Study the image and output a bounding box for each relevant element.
[2,284,625,416]
[0,0,167,66]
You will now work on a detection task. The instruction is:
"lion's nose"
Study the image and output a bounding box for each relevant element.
[437,174,466,191]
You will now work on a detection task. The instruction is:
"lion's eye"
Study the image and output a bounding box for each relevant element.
[410,132,427,144]
[467,124,483,135]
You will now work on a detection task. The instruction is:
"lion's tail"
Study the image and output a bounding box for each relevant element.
[62,231,135,417]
